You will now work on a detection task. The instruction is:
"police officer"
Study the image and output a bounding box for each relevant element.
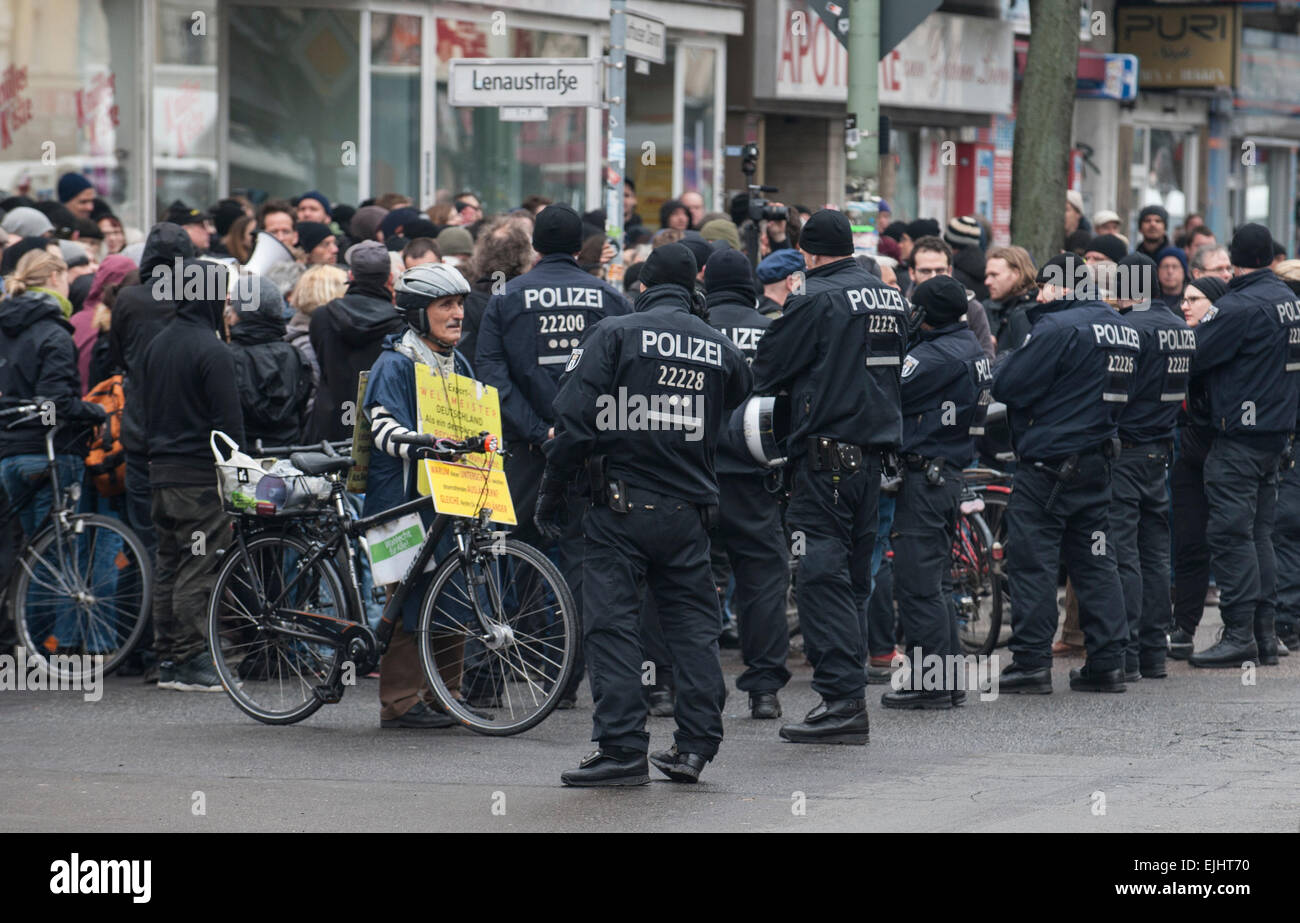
[751,209,906,744]
[1187,224,1300,667]
[702,248,791,719]
[1272,270,1300,653]
[991,254,1138,693]
[885,275,991,709]
[537,243,751,786]
[1108,253,1197,681]
[476,204,630,703]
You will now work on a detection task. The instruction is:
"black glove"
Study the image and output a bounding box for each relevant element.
[533,469,566,542]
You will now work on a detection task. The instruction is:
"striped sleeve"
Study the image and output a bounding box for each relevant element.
[368,404,415,459]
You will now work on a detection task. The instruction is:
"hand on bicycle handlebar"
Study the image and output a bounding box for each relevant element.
[392,430,501,459]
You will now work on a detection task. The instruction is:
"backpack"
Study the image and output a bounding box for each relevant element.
[83,374,127,496]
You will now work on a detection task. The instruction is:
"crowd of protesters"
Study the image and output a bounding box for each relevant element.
[2,168,1298,698]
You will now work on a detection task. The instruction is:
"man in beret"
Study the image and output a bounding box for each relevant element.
[756,248,806,317]
[752,208,907,743]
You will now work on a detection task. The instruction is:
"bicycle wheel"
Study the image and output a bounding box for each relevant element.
[12,513,152,682]
[417,536,577,736]
[207,532,349,724]
[951,511,1002,656]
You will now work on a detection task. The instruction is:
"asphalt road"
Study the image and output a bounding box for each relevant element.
[3,607,1297,833]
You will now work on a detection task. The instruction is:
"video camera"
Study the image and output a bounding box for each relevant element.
[739,144,787,223]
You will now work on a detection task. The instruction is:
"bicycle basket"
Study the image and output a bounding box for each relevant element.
[210,430,333,516]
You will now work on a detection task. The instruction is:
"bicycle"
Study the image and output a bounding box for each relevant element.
[206,432,578,735]
[950,467,1012,655]
[0,399,153,681]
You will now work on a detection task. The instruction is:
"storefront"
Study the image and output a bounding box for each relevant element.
[0,0,737,228]
[728,1,1014,226]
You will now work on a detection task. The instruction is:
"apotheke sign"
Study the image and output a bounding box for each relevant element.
[448,58,602,107]
[770,3,1013,113]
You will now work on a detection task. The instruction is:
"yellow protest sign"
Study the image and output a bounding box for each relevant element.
[414,364,517,525]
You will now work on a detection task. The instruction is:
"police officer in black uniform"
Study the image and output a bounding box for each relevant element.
[1187,224,1300,667]
[885,275,992,709]
[991,254,1138,693]
[1109,253,1197,681]
[538,243,751,786]
[476,204,630,703]
[702,248,791,719]
[751,209,907,744]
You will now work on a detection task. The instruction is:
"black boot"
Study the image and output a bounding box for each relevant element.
[1189,625,1258,668]
[749,692,782,719]
[649,745,708,782]
[560,748,650,786]
[1123,656,1142,684]
[1069,662,1126,692]
[778,697,869,744]
[1277,621,1300,651]
[880,689,953,710]
[1255,615,1281,666]
[1167,628,1195,660]
[998,662,1053,694]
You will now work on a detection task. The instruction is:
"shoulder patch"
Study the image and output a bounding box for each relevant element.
[564,347,584,372]
[901,355,920,379]
[1200,305,1219,325]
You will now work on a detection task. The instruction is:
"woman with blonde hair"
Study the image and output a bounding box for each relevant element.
[0,248,106,543]
[284,263,347,414]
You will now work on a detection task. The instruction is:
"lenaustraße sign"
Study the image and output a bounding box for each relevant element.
[447,58,603,107]
[1114,4,1239,89]
[769,2,1013,113]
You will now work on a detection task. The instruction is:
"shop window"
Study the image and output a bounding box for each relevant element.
[228,6,360,207]
[436,20,587,214]
[1129,127,1191,238]
[154,0,219,217]
[371,13,420,200]
[627,44,674,230]
[0,0,143,227]
[681,46,716,210]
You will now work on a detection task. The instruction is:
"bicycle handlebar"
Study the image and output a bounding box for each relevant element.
[391,431,501,458]
[253,438,352,456]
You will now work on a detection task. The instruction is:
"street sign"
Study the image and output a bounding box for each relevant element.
[499,106,549,121]
[625,11,667,65]
[447,58,602,108]
[814,0,943,58]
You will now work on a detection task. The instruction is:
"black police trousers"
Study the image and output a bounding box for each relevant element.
[1274,463,1300,637]
[786,453,882,700]
[504,444,586,698]
[1170,434,1212,635]
[714,473,791,694]
[891,467,961,672]
[582,487,725,758]
[1006,451,1127,671]
[1109,445,1173,667]
[1203,438,1280,636]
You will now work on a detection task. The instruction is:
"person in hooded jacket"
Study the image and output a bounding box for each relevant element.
[0,249,106,533]
[108,222,196,554]
[305,241,404,444]
[139,258,244,692]
[226,274,312,448]
[701,248,792,719]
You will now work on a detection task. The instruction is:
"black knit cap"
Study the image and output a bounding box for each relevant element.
[704,247,757,299]
[296,221,332,253]
[799,209,854,256]
[679,233,714,273]
[640,242,698,290]
[912,275,967,327]
[1230,222,1274,269]
[906,218,941,240]
[1086,234,1127,263]
[1187,275,1228,303]
[532,204,584,255]
[1036,253,1087,291]
[1117,251,1156,301]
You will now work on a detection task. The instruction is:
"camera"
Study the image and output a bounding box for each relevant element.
[738,144,787,223]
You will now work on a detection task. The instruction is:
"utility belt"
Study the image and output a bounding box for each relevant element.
[1031,437,1122,482]
[587,456,719,529]
[1119,438,1174,459]
[806,436,866,472]
[900,453,955,486]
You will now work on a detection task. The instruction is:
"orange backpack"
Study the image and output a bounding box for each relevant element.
[83,375,126,496]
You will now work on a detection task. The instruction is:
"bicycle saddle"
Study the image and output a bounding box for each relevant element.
[290,451,355,476]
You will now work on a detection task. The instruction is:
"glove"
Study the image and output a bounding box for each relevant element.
[533,470,566,543]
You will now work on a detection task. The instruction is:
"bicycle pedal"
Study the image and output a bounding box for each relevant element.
[314,684,345,704]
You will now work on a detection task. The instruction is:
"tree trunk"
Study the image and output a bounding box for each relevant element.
[1010,0,1080,267]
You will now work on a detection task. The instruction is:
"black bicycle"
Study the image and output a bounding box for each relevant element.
[206,432,577,734]
[1,399,152,680]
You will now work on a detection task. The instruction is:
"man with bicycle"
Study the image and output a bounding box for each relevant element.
[362,261,478,729]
